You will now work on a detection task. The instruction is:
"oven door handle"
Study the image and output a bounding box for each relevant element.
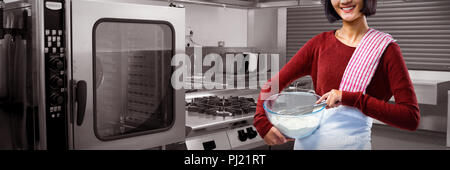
[75,80,87,126]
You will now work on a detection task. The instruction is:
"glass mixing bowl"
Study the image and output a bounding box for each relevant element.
[263,92,326,139]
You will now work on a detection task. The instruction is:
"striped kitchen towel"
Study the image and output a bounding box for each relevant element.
[339,28,396,94]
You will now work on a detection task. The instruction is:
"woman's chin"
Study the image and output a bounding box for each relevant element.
[341,16,362,23]
[342,18,357,22]
[339,12,365,22]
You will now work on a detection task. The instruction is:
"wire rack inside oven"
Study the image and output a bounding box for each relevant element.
[95,50,171,137]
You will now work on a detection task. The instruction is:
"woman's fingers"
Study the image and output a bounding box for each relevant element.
[318,90,343,109]
[264,127,290,145]
[316,92,330,104]
[327,94,337,108]
[325,90,343,108]
[263,135,274,145]
[263,128,277,145]
[272,128,288,143]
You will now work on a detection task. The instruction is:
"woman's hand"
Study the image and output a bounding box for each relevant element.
[263,127,294,145]
[316,89,342,109]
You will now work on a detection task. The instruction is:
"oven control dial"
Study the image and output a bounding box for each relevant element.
[246,127,258,139]
[49,56,64,70]
[238,130,248,142]
[50,92,64,105]
[50,76,64,88]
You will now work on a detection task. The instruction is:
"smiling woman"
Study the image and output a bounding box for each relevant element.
[254,0,420,150]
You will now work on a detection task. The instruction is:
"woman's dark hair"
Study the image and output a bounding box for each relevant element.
[323,0,377,23]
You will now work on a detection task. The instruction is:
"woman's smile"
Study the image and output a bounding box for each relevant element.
[341,6,356,13]
[332,0,364,22]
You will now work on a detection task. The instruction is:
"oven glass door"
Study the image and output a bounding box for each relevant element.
[94,20,174,141]
[71,0,185,149]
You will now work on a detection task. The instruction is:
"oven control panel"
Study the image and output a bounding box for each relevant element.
[44,0,67,150]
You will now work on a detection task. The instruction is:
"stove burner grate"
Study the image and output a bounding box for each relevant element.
[186,96,257,116]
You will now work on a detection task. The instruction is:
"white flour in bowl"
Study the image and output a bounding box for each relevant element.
[264,92,325,139]
[269,114,320,138]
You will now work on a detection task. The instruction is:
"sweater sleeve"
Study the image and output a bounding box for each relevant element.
[253,38,317,138]
[341,43,420,131]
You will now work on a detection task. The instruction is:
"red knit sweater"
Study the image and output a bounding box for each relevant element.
[254,30,420,138]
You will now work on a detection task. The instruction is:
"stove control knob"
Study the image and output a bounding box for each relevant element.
[238,130,248,142]
[246,127,258,139]
[50,76,64,88]
[50,92,64,105]
[49,56,64,70]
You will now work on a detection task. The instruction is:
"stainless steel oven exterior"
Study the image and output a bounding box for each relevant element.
[68,0,185,150]
[0,0,185,150]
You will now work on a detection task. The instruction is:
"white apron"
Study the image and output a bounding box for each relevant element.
[294,29,395,150]
[294,106,373,150]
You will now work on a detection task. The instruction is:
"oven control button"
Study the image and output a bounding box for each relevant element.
[238,130,248,142]
[45,29,50,36]
[50,93,64,105]
[246,127,258,139]
[50,76,64,88]
[49,56,64,70]
[202,141,217,150]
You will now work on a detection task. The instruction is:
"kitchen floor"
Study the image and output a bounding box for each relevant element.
[371,124,448,150]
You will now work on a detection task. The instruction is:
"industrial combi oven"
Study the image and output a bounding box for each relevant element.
[0,0,185,150]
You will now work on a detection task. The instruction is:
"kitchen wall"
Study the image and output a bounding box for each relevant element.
[106,1,250,47]
[248,8,287,69]
[181,3,284,50]
[185,4,248,47]
[247,8,278,49]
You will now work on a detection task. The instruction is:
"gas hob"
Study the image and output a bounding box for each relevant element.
[184,90,265,150]
[186,96,257,117]
[185,90,259,131]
